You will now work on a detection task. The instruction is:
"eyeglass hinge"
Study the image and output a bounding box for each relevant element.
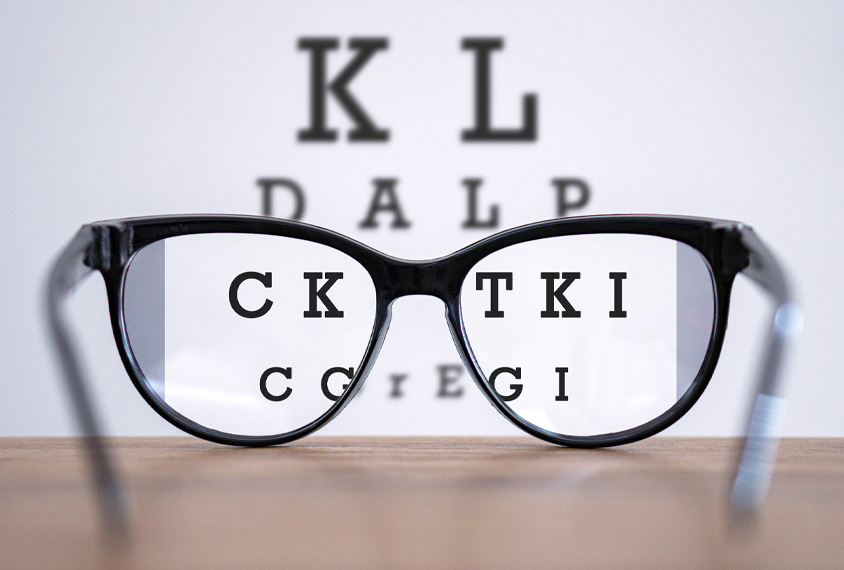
[718,226,751,277]
[83,225,128,273]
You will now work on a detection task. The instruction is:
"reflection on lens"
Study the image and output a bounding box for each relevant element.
[460,234,715,437]
[123,233,377,437]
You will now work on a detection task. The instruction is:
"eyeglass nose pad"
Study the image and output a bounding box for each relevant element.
[441,303,547,431]
[442,303,502,410]
[334,303,394,414]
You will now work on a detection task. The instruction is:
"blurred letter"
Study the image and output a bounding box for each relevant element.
[298,37,390,142]
[461,38,537,142]
[552,178,590,217]
[359,178,412,229]
[389,374,408,398]
[462,178,500,228]
[257,178,306,220]
[437,365,464,398]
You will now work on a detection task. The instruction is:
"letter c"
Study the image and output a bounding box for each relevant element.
[260,367,292,401]
[230,271,273,318]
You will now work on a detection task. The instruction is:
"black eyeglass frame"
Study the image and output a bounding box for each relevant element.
[46,213,799,534]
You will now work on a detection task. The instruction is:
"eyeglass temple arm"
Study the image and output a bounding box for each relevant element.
[45,226,129,539]
[729,226,802,517]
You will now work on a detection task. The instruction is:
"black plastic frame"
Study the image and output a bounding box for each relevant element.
[46,213,799,532]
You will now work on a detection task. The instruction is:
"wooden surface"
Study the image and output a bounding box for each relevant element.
[1,437,842,569]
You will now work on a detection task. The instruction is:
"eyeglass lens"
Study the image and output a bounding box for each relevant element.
[461,234,715,436]
[123,233,378,436]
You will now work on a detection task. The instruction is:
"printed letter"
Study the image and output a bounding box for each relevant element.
[230,272,273,319]
[304,272,344,318]
[260,367,293,402]
[321,366,354,401]
[555,367,569,401]
[437,364,464,398]
[359,178,411,229]
[462,178,499,228]
[551,179,590,217]
[389,374,409,398]
[540,272,581,318]
[461,38,537,142]
[489,367,523,402]
[298,37,390,142]
[609,272,627,318]
[257,178,306,220]
[476,272,513,318]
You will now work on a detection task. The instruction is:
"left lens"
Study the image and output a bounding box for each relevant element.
[122,232,377,438]
[459,233,715,438]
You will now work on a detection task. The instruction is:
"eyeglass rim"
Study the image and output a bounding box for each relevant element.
[90,213,744,447]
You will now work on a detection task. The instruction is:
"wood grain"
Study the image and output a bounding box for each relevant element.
[1,437,842,569]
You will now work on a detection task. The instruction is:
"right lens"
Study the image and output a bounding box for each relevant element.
[122,232,377,438]
[460,233,716,438]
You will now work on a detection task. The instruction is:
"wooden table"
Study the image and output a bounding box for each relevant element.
[1,437,842,569]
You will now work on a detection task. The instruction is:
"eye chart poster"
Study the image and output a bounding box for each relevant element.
[1,2,842,437]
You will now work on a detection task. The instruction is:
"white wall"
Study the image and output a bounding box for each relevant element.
[1,1,842,437]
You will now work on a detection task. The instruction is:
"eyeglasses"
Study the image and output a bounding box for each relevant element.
[47,214,801,534]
